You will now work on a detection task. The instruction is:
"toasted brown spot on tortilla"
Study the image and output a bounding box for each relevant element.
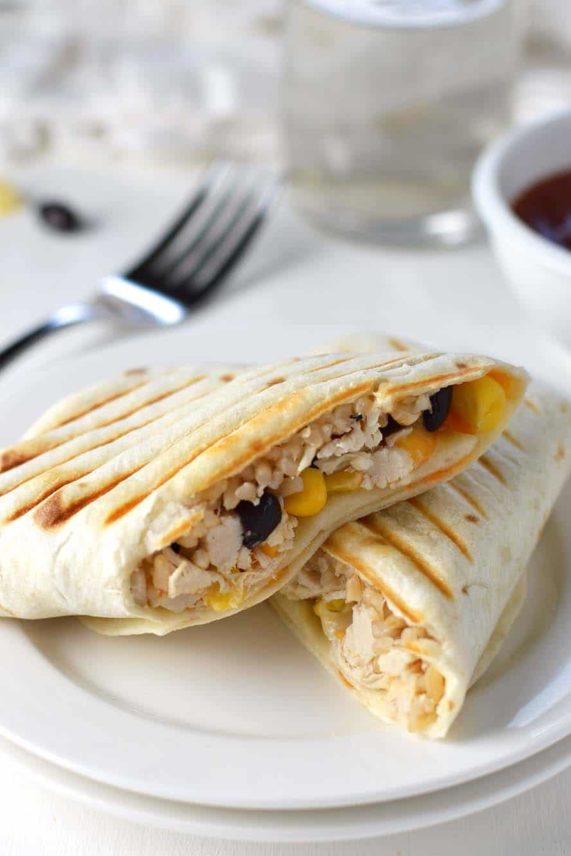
[555,443,566,461]
[461,585,469,594]
[524,398,541,415]
[124,368,148,376]
[6,476,79,522]
[560,401,569,414]
[0,449,30,474]
[408,497,472,560]
[220,374,235,382]
[447,481,488,519]
[360,516,454,599]
[387,337,409,352]
[465,513,480,523]
[265,377,285,388]
[478,453,507,486]
[455,361,468,369]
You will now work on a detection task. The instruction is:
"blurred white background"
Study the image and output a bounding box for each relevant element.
[0,0,568,169]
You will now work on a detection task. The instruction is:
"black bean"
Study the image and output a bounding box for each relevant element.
[236,492,282,549]
[423,387,452,432]
[383,414,404,437]
[171,543,183,555]
[38,201,84,233]
[350,414,363,422]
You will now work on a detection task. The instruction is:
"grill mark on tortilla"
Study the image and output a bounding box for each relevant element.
[0,383,218,502]
[326,542,422,623]
[360,517,454,599]
[49,379,151,429]
[387,338,410,352]
[6,477,78,521]
[105,379,376,525]
[93,376,207,430]
[0,375,207,475]
[11,355,420,490]
[502,430,524,451]
[524,398,541,415]
[336,669,354,690]
[478,453,507,486]
[365,518,455,598]
[387,365,484,397]
[306,356,356,373]
[407,497,472,560]
[34,466,144,528]
[446,481,489,519]
[418,448,478,492]
[0,449,32,474]
[307,352,415,376]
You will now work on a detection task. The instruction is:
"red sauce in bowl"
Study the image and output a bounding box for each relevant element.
[512,169,571,251]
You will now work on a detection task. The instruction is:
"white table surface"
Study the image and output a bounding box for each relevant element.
[0,160,569,855]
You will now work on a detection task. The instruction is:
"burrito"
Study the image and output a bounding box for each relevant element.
[273,381,571,738]
[0,350,526,635]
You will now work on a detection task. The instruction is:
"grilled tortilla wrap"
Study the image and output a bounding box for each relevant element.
[0,350,526,635]
[273,341,570,737]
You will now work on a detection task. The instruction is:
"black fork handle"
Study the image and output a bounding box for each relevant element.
[0,301,107,372]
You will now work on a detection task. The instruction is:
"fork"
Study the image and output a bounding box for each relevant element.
[0,162,280,371]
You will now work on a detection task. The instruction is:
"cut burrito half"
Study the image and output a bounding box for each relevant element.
[273,364,571,737]
[0,350,526,635]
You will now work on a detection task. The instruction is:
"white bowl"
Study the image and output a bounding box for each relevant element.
[473,110,571,347]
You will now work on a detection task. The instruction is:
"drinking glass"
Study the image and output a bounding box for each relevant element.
[284,0,523,246]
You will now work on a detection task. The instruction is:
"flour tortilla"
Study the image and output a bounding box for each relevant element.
[0,349,526,634]
[272,335,570,737]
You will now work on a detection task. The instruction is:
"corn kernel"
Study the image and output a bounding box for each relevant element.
[0,180,22,216]
[313,597,347,617]
[284,468,327,517]
[394,425,437,467]
[205,584,242,612]
[326,598,347,612]
[451,376,506,434]
[324,470,363,494]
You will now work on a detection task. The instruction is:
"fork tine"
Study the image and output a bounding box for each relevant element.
[172,174,281,305]
[148,164,243,282]
[126,161,230,281]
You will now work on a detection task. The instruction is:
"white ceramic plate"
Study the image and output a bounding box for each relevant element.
[1,320,571,812]
[4,728,571,842]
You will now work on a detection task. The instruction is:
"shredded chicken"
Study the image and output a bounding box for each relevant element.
[286,551,446,732]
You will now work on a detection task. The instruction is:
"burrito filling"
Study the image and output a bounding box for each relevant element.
[131,377,504,615]
[285,551,446,733]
